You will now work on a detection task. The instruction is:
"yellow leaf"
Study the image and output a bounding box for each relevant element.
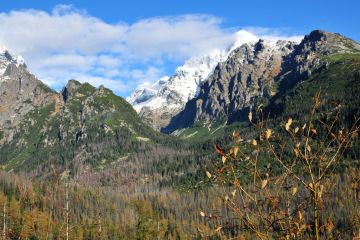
[298,211,303,220]
[265,129,272,140]
[231,189,237,197]
[285,118,293,131]
[251,139,257,146]
[233,146,239,157]
[261,179,268,189]
[224,195,229,201]
[215,226,222,232]
[302,123,307,130]
[200,211,205,217]
[206,171,212,179]
[294,127,299,134]
[248,111,253,122]
[291,187,298,196]
[306,144,311,152]
[221,156,227,164]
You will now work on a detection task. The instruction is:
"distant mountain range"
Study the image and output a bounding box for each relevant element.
[161,30,360,133]
[0,29,359,188]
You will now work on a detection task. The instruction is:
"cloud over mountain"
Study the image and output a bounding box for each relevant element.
[0,5,301,95]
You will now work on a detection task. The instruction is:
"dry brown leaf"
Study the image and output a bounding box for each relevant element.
[214,144,224,155]
[294,148,300,157]
[234,177,240,187]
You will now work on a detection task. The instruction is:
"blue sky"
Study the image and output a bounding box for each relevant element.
[1,0,359,97]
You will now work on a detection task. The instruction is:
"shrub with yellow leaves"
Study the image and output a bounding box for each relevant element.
[202,93,360,240]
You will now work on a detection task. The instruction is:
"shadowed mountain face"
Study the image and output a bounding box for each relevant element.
[162,30,360,134]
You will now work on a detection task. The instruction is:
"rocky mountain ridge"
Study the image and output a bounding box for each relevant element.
[163,30,360,133]
[0,53,59,143]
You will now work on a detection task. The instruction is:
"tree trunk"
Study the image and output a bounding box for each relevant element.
[3,201,6,240]
[66,182,69,240]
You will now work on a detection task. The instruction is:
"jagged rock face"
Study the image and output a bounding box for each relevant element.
[0,64,59,142]
[190,40,295,124]
[162,39,296,132]
[279,30,360,85]
[163,30,360,133]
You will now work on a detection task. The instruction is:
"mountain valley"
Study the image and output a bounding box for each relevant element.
[0,29,359,239]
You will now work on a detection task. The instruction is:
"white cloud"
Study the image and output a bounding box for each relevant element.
[0,5,303,96]
[123,15,235,60]
[243,27,303,42]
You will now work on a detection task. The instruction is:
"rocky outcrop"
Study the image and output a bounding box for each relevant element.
[0,63,59,142]
[163,30,360,133]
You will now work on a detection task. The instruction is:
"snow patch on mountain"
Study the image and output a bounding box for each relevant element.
[127,76,170,112]
[127,30,261,116]
[127,30,302,130]
[0,47,25,76]
[127,48,228,112]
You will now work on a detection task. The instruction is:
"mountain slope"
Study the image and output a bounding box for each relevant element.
[163,30,360,134]
[0,56,203,190]
[0,51,58,143]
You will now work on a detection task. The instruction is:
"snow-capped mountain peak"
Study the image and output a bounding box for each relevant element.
[0,47,25,76]
[127,31,298,130]
[126,47,229,129]
[127,48,229,108]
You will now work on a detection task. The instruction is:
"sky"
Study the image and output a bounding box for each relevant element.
[1,0,359,97]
